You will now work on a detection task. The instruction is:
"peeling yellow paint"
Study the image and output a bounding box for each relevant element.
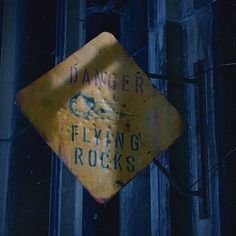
[16,32,184,203]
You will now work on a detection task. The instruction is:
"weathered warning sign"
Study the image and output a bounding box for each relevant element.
[16,32,184,203]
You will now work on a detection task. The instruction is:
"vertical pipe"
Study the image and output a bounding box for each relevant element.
[196,59,210,219]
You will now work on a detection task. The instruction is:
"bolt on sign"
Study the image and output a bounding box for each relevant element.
[16,32,184,203]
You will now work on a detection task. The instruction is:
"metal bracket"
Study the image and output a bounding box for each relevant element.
[147,62,236,85]
[147,73,198,85]
[153,158,202,198]
[0,126,32,143]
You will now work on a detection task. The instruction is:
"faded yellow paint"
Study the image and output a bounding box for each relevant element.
[16,32,184,203]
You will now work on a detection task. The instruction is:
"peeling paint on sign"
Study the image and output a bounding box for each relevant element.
[16,32,184,203]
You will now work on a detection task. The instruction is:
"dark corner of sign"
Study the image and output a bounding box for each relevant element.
[94,196,111,204]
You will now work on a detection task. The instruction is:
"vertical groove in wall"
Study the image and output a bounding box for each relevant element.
[148,0,171,236]
[49,1,85,235]
[0,1,19,235]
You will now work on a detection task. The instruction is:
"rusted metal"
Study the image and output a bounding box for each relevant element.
[16,32,184,203]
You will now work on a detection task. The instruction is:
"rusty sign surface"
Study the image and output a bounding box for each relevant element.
[16,32,184,203]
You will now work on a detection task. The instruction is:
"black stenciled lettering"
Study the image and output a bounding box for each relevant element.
[94,70,102,87]
[126,156,135,172]
[131,134,140,151]
[108,73,116,90]
[72,125,78,141]
[83,127,90,143]
[88,150,97,167]
[122,75,130,91]
[101,72,107,84]
[114,154,123,171]
[106,130,111,147]
[74,147,83,165]
[82,69,90,85]
[70,65,79,83]
[116,132,124,149]
[94,128,102,145]
[136,73,144,94]
[100,152,109,168]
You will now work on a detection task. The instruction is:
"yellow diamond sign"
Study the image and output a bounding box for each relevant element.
[16,32,184,203]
